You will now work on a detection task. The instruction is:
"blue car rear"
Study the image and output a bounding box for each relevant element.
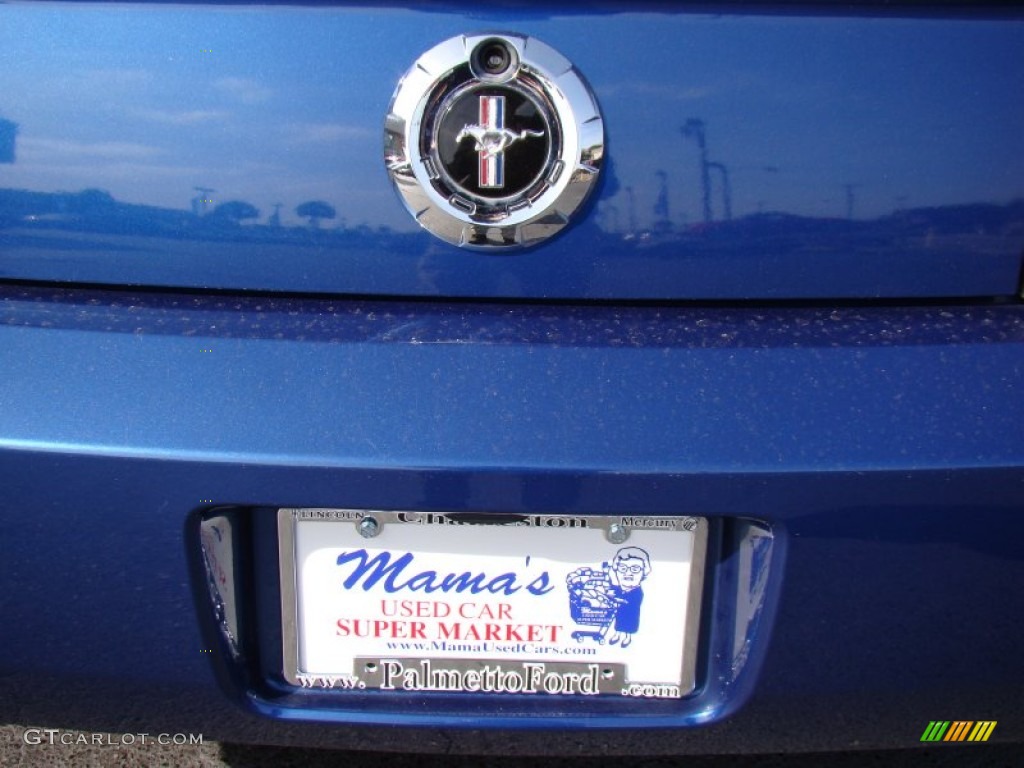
[1,1,1022,754]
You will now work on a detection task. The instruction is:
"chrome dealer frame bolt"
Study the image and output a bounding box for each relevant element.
[606,523,630,544]
[358,516,381,539]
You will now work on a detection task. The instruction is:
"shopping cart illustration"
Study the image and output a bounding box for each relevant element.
[566,565,619,643]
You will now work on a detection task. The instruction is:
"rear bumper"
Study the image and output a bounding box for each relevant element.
[1,285,1022,752]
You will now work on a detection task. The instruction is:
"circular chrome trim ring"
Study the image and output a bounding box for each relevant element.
[384,33,604,250]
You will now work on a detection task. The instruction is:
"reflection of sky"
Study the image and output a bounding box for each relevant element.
[0,5,1021,229]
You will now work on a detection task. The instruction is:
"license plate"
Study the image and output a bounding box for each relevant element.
[278,509,706,699]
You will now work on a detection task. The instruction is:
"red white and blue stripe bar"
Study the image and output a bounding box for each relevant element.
[478,95,504,188]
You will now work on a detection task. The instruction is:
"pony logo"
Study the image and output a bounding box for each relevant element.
[456,95,544,188]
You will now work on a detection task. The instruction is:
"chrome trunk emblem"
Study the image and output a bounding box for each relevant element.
[384,34,604,250]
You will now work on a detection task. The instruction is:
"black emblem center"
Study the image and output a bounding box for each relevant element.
[435,85,551,201]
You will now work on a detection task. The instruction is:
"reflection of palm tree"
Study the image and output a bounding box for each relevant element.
[654,170,670,229]
[209,200,259,225]
[682,118,711,224]
[296,200,336,229]
[707,162,732,221]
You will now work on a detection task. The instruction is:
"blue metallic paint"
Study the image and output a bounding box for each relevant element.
[1,286,1022,749]
[0,4,1022,298]
[1,0,1023,755]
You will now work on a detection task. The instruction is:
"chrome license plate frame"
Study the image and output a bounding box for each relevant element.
[278,509,706,699]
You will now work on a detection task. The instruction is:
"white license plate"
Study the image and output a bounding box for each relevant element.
[278,509,706,699]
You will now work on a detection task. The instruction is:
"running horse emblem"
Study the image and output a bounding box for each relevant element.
[455,95,544,189]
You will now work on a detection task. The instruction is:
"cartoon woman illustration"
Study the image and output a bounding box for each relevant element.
[600,546,651,648]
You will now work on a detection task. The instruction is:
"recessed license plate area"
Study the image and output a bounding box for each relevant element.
[278,509,706,699]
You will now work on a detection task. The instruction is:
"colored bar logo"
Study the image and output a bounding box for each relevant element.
[478,95,504,189]
[920,721,996,742]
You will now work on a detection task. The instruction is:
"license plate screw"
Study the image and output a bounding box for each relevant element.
[606,522,629,544]
[358,516,381,538]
